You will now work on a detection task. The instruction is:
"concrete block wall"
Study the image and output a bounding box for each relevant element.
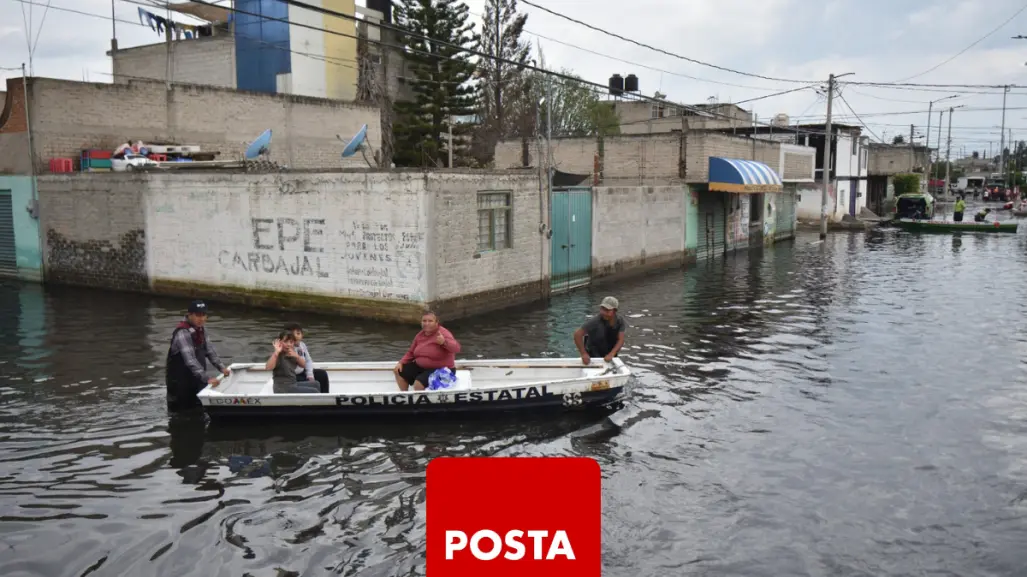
[37,175,149,290]
[868,145,926,175]
[0,80,30,174]
[111,36,237,89]
[592,186,688,279]
[494,134,680,185]
[428,171,547,319]
[3,76,380,175]
[684,132,777,181]
[35,169,544,323]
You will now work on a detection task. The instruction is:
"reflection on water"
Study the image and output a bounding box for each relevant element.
[3,228,1027,576]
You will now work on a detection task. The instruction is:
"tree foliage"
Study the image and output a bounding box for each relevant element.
[527,50,620,139]
[892,134,905,145]
[391,0,480,167]
[472,0,531,164]
[893,173,920,195]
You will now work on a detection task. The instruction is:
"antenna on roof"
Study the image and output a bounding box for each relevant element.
[245,129,272,159]
[338,124,378,168]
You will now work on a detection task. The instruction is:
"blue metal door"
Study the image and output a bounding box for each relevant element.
[550,187,593,293]
[849,178,858,216]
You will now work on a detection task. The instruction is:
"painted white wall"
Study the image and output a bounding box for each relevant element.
[287,0,328,99]
[145,172,429,303]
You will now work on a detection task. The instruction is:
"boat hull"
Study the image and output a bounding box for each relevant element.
[197,358,631,419]
[891,218,1018,233]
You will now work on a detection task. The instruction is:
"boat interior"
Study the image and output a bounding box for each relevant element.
[205,360,625,397]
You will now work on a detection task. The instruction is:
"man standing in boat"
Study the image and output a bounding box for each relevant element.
[574,296,627,365]
[953,195,966,222]
[165,300,230,412]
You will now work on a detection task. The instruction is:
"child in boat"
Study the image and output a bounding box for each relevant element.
[284,322,330,393]
[266,330,320,394]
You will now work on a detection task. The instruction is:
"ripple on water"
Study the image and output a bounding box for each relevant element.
[2,231,1027,575]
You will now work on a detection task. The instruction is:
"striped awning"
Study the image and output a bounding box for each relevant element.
[708,157,783,194]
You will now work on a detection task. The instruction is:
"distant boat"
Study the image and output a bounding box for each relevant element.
[197,358,631,418]
[890,218,1018,234]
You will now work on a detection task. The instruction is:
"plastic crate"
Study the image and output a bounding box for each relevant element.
[49,158,73,173]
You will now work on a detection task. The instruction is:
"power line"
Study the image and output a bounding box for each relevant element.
[836,90,883,143]
[517,0,813,84]
[463,8,799,93]
[886,0,1027,83]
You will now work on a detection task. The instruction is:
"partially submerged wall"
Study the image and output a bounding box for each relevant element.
[591,186,691,280]
[36,170,545,323]
[429,172,547,319]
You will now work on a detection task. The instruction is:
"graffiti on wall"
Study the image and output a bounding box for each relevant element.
[729,199,750,242]
[148,192,428,302]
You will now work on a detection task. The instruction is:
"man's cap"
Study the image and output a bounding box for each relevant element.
[188,300,209,314]
[600,296,619,310]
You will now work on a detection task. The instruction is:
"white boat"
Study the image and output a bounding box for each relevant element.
[197,357,631,418]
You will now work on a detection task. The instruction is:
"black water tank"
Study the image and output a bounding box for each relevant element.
[609,74,624,95]
[624,74,638,92]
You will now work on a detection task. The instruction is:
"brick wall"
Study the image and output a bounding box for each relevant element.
[10,76,379,175]
[683,132,778,182]
[428,171,546,318]
[868,145,926,175]
[495,133,681,185]
[592,186,687,279]
[111,36,237,89]
[37,175,148,290]
[783,150,815,180]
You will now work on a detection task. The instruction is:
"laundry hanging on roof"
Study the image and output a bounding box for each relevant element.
[136,7,213,40]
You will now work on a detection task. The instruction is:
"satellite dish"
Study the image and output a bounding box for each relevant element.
[245,129,272,159]
[337,124,376,168]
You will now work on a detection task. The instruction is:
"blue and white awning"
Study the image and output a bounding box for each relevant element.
[708,157,783,193]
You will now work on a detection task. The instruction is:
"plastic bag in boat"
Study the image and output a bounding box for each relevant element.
[428,367,456,390]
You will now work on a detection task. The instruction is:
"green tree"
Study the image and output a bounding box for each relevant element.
[472,0,531,165]
[392,0,480,167]
[527,51,620,138]
[892,134,905,145]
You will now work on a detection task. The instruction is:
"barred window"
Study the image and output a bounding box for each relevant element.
[477,192,511,251]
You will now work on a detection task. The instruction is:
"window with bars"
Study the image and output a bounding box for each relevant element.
[477,192,512,251]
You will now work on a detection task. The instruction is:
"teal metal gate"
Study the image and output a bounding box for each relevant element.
[775,189,796,239]
[696,190,725,262]
[550,187,593,293]
[0,190,16,278]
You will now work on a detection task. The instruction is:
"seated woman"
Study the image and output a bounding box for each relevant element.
[393,310,461,391]
[266,330,321,394]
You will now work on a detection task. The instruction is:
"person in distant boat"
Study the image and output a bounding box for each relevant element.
[974,207,992,222]
[953,195,966,222]
[574,296,627,365]
[394,310,461,391]
[284,322,330,393]
[165,300,230,412]
[267,330,320,394]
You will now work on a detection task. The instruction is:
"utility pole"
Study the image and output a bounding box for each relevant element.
[546,70,553,210]
[820,73,835,240]
[945,107,954,197]
[909,124,915,171]
[164,4,173,91]
[934,109,942,191]
[1000,85,1009,186]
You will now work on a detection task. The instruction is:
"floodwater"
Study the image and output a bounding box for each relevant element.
[3,223,1027,576]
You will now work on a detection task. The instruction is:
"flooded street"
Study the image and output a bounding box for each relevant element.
[3,228,1027,577]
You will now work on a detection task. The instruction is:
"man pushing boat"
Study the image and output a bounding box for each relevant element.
[165,300,230,412]
[574,296,627,365]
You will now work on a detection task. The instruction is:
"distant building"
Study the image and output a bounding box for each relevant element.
[110,0,359,102]
[610,100,752,134]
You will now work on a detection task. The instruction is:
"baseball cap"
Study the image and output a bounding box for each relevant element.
[600,296,619,310]
[188,300,209,315]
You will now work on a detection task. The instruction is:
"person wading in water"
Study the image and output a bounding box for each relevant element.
[165,300,230,412]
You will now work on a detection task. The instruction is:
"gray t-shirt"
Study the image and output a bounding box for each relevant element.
[581,313,627,357]
[272,352,300,393]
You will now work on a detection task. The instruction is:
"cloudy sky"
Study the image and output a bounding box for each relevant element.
[3,0,1027,157]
